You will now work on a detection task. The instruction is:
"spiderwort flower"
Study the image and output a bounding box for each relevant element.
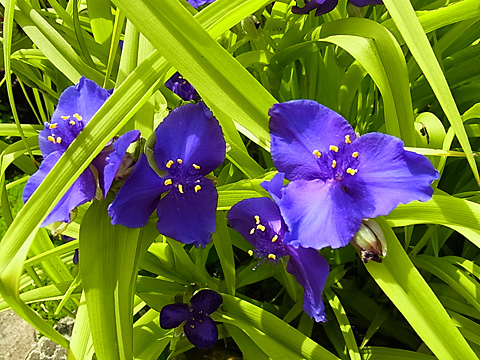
[187,0,216,8]
[160,289,222,349]
[228,174,329,322]
[269,100,439,250]
[292,0,382,16]
[165,72,198,101]
[108,102,225,246]
[23,77,140,227]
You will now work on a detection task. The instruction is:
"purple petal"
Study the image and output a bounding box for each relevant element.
[287,247,329,322]
[23,152,96,226]
[94,130,140,196]
[165,72,198,101]
[73,249,79,264]
[184,313,218,349]
[108,154,167,227]
[160,303,190,329]
[190,290,222,314]
[156,177,217,246]
[261,172,285,202]
[344,133,439,218]
[350,0,383,6]
[292,0,338,16]
[154,102,225,175]
[269,100,356,181]
[280,180,364,249]
[187,0,216,8]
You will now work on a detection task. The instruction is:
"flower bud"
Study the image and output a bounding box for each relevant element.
[351,219,386,263]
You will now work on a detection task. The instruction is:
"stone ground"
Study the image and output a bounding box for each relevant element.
[0,310,72,360]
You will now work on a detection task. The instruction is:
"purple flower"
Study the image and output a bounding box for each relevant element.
[23,77,140,227]
[160,289,222,349]
[165,72,198,102]
[292,0,382,16]
[228,174,329,323]
[269,100,439,250]
[108,102,226,246]
[187,0,216,8]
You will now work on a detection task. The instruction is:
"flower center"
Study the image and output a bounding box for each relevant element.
[247,215,289,261]
[162,158,203,195]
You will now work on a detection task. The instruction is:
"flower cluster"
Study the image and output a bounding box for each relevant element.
[293,0,383,16]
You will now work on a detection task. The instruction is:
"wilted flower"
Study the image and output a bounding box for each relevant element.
[269,100,439,250]
[292,0,382,16]
[108,102,225,246]
[228,174,329,323]
[165,72,198,101]
[23,77,139,226]
[160,289,222,349]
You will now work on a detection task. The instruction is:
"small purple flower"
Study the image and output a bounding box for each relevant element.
[269,100,439,250]
[165,72,198,102]
[108,102,226,246]
[228,174,329,323]
[292,0,382,16]
[23,77,140,227]
[160,289,222,349]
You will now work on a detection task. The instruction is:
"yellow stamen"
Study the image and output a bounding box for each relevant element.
[249,228,255,235]
[178,184,184,194]
[166,160,174,168]
[268,254,277,260]
[56,137,62,144]
[47,136,55,143]
[346,168,358,176]
[49,123,58,129]
[69,120,76,125]
[256,224,266,232]
[61,115,70,120]
[312,150,322,158]
[164,179,172,186]
[182,81,187,85]
[193,163,201,170]
[271,235,278,243]
[352,152,359,158]
[248,249,254,256]
[194,185,202,193]
[254,215,260,225]
[176,158,183,164]
[345,135,352,144]
[331,160,337,168]
[73,113,82,121]
[329,145,339,152]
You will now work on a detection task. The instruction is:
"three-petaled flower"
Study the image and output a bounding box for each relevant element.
[228,174,329,322]
[269,100,439,250]
[292,0,383,16]
[108,102,225,246]
[160,289,222,349]
[23,77,139,227]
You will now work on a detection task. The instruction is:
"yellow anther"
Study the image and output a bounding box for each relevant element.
[271,235,278,243]
[61,115,70,120]
[249,228,255,235]
[176,158,183,164]
[178,75,183,79]
[312,150,322,158]
[268,254,277,260]
[166,160,174,168]
[47,136,55,143]
[194,185,202,193]
[256,224,266,232]
[164,179,172,186]
[345,135,352,144]
[73,113,82,121]
[352,152,359,158]
[193,163,201,170]
[329,145,339,152]
[49,123,58,129]
[182,81,187,85]
[254,215,260,225]
[178,184,184,194]
[331,160,337,168]
[248,249,254,256]
[190,324,195,329]
[69,120,76,125]
[56,137,62,144]
[346,168,358,176]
